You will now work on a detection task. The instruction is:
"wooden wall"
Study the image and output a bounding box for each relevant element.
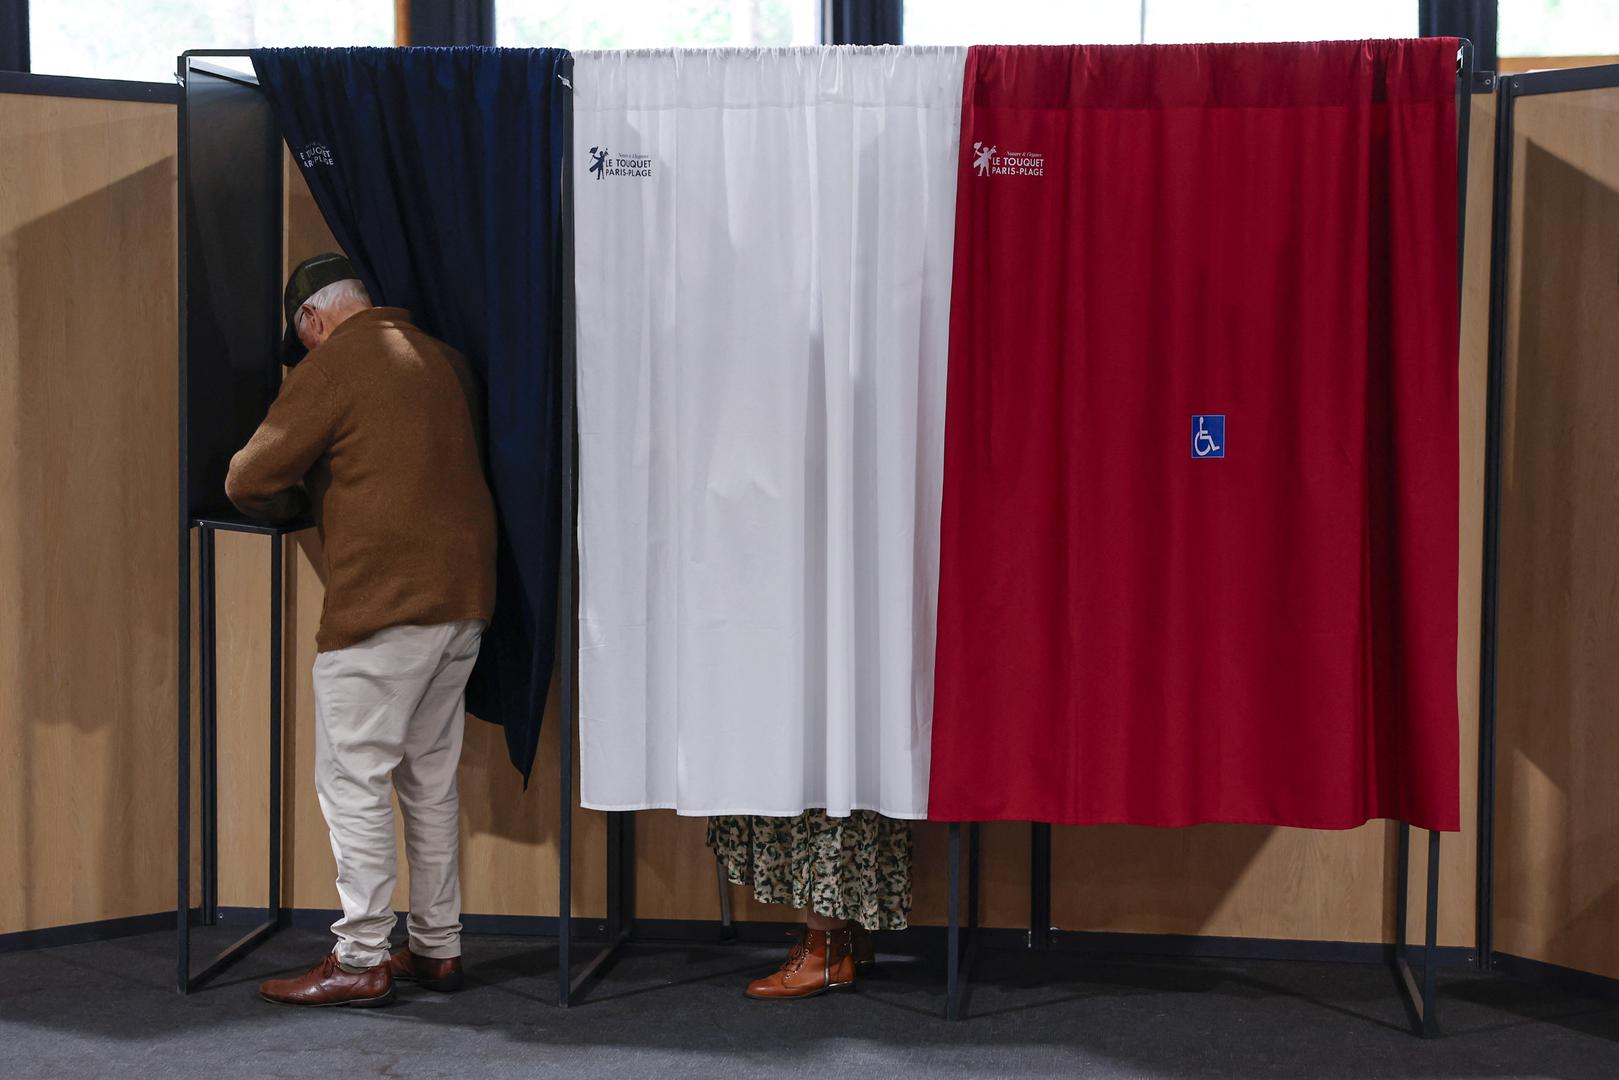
[0,93,178,934]
[1493,83,1619,980]
[213,96,1498,946]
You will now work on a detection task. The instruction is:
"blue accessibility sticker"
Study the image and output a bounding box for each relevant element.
[1192,415,1226,459]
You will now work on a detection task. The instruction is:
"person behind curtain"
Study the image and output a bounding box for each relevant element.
[709,811,912,999]
[227,253,497,1008]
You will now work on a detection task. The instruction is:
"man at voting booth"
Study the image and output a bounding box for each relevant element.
[225,253,497,1008]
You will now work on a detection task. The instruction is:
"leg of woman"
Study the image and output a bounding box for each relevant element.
[706,811,911,999]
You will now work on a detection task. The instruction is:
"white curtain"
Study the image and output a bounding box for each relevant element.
[573,46,964,817]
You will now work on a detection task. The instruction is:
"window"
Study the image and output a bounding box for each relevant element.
[904,0,1414,47]
[29,0,395,84]
[1143,0,1415,44]
[1500,0,1619,58]
[498,0,820,49]
[905,0,1140,46]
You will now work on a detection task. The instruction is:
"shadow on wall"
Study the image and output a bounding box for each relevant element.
[1046,823,1279,936]
[1495,131,1619,974]
[275,452,585,915]
[8,151,178,934]
[273,161,596,916]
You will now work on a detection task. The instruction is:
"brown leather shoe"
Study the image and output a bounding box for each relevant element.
[388,946,465,992]
[259,952,394,1008]
[852,924,876,970]
[746,928,857,1000]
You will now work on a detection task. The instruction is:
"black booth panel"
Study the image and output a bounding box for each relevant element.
[180,61,283,521]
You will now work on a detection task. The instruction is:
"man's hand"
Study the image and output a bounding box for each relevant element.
[224,473,310,524]
[225,361,339,522]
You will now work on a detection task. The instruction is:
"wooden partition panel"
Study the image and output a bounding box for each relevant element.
[1493,83,1619,980]
[0,93,178,934]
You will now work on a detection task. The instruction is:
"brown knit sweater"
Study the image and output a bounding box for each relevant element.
[225,307,496,652]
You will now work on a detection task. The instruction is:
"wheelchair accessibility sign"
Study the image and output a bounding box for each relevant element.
[1192,415,1226,459]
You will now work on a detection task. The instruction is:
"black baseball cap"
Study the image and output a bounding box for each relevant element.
[281,253,358,367]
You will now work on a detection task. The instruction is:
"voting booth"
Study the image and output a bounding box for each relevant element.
[9,36,1619,1042]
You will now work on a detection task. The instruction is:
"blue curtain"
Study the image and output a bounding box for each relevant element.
[252,46,569,782]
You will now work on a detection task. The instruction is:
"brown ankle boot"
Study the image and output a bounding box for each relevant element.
[745,928,857,1000]
[258,952,394,1008]
[851,925,876,970]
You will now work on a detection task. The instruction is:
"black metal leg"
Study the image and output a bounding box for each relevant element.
[176,525,192,994]
[1395,823,1410,950]
[179,523,291,993]
[1393,824,1443,1038]
[557,649,573,1007]
[199,526,218,926]
[947,822,961,1020]
[944,821,980,1020]
[968,822,981,933]
[716,850,736,941]
[606,813,624,940]
[1030,822,1051,950]
[555,370,577,1006]
[1423,832,1442,1033]
[565,812,635,1006]
[268,534,284,926]
[608,812,635,939]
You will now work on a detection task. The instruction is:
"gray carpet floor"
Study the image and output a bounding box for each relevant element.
[4,928,1619,1079]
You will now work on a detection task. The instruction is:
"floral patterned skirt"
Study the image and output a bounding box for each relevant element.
[706,810,913,931]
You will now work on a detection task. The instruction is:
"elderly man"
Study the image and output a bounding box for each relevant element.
[227,253,496,1007]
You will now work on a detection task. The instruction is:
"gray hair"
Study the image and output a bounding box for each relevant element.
[298,278,372,331]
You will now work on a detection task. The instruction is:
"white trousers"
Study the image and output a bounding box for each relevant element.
[312,619,483,969]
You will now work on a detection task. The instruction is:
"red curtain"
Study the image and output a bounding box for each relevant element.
[930,40,1461,830]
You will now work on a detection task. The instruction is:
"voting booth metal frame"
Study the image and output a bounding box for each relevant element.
[554,53,644,1007]
[167,40,1520,1031]
[165,47,640,1003]
[174,51,299,993]
[933,42,1490,1035]
[1473,59,1619,979]
[552,42,1495,1035]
